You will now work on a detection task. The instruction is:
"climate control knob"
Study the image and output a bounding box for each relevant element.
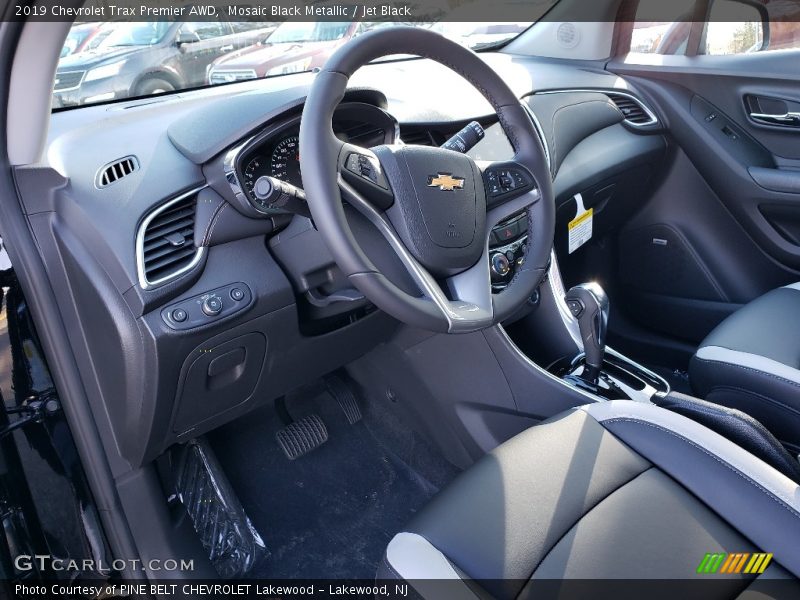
[490,252,511,280]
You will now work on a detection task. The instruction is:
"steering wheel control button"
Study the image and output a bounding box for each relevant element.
[345,153,389,190]
[161,283,252,330]
[202,296,223,317]
[484,163,535,202]
[567,298,585,318]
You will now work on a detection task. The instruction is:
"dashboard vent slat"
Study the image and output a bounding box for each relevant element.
[143,215,195,242]
[606,93,657,126]
[97,156,139,188]
[338,120,385,143]
[145,246,197,274]
[399,128,437,146]
[137,190,204,288]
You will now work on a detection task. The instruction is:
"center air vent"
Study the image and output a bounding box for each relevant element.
[136,189,205,289]
[400,126,459,147]
[606,92,658,127]
[96,156,139,188]
[399,127,437,146]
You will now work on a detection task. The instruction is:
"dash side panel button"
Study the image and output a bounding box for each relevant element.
[161,282,252,330]
[202,296,223,316]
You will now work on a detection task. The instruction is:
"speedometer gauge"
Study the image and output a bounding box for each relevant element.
[270,136,302,188]
[243,156,271,197]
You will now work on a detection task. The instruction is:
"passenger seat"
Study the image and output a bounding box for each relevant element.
[691,283,800,454]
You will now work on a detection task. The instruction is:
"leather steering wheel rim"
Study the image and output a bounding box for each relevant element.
[300,27,554,333]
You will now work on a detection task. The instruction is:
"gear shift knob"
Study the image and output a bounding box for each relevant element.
[565,282,609,383]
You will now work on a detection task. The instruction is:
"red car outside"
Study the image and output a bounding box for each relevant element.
[206,21,365,85]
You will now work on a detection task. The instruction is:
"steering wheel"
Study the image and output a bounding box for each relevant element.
[300,27,554,333]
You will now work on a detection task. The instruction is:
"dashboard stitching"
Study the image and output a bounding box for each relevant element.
[200,199,227,247]
[205,203,229,247]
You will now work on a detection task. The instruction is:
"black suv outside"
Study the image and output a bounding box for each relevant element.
[52,21,272,108]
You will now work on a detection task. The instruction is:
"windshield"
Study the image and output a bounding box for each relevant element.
[52,18,538,110]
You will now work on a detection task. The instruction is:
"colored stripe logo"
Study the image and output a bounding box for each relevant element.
[697,552,773,574]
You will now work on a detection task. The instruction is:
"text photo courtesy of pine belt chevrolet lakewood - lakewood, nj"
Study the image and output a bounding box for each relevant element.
[2,0,800,598]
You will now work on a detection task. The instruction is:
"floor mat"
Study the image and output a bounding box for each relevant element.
[209,381,459,579]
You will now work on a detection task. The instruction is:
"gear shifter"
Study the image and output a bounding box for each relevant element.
[565,283,609,384]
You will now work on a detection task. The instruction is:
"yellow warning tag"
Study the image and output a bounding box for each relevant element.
[568,200,593,254]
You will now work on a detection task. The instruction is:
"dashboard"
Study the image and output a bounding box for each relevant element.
[34,54,666,466]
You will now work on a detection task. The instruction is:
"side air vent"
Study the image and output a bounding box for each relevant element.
[96,156,139,188]
[606,92,658,127]
[136,189,206,289]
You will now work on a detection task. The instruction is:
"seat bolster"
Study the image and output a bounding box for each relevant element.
[580,401,800,578]
[695,286,800,368]
[690,349,800,451]
[689,284,800,451]
[694,346,800,388]
[383,532,464,581]
[380,533,480,600]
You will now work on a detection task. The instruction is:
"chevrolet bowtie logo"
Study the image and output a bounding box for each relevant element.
[427,173,465,191]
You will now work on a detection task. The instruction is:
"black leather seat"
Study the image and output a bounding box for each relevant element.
[378,401,800,598]
[691,283,800,454]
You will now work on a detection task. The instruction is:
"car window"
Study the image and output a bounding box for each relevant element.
[230,22,271,34]
[631,0,800,56]
[97,22,173,48]
[178,22,229,41]
[267,22,350,44]
[84,28,113,52]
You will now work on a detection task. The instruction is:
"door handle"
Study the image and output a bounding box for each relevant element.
[750,111,800,127]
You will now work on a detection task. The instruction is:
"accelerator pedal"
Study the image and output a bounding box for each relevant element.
[325,374,362,425]
[276,414,328,460]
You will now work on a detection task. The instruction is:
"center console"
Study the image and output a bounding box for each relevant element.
[503,250,800,483]
[554,350,669,402]
[511,251,670,403]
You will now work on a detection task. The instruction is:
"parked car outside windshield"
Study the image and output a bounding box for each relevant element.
[52,19,533,109]
[59,22,113,58]
[207,21,363,85]
[52,20,275,108]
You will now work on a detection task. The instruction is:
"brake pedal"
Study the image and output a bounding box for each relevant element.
[325,374,362,424]
[276,414,328,460]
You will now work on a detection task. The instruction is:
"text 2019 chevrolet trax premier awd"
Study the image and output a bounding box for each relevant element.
[1,0,800,598]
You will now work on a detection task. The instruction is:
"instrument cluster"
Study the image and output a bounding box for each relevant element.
[237,102,397,201]
[243,134,302,192]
